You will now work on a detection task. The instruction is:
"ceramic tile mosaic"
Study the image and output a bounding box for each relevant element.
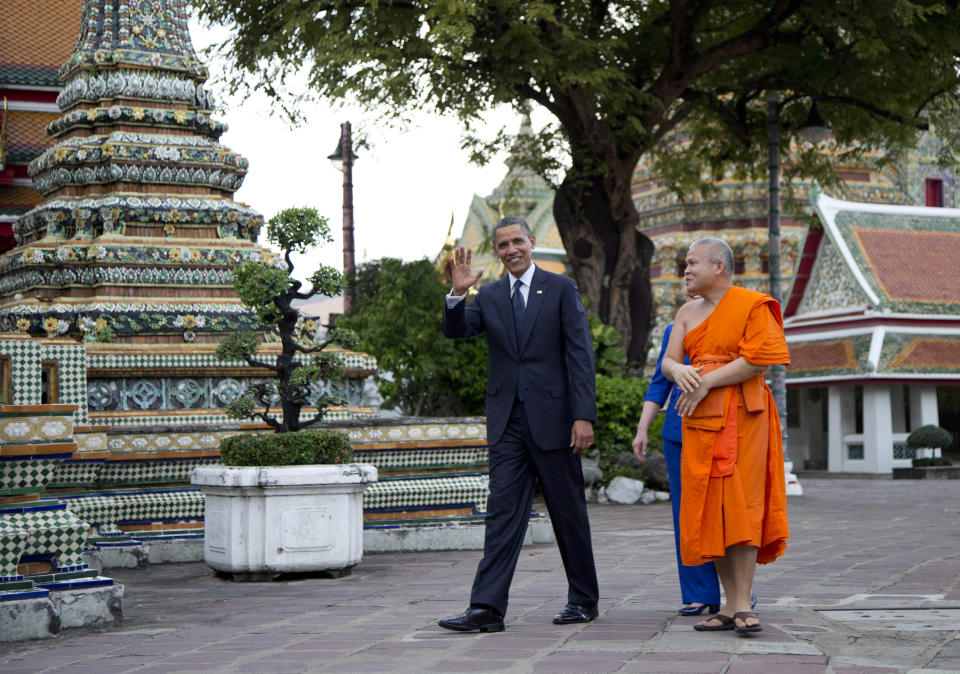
[354,446,488,470]
[0,414,74,444]
[0,458,63,494]
[1,338,42,406]
[363,475,489,513]
[346,421,486,444]
[95,459,217,486]
[0,518,31,578]
[41,342,89,424]
[46,460,103,489]
[88,408,376,429]
[62,489,205,530]
[86,348,376,373]
[2,505,90,576]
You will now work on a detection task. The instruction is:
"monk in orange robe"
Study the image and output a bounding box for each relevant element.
[661,237,790,635]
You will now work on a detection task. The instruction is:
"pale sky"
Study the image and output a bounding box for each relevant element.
[189,18,536,282]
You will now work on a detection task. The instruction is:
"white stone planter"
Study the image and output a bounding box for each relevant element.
[191,464,377,580]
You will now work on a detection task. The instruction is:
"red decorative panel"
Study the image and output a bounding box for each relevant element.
[787,340,857,372]
[853,229,960,303]
[890,338,960,369]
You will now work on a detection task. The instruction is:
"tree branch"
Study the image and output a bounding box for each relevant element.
[245,356,277,371]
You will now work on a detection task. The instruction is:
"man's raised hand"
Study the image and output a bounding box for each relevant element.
[451,246,482,296]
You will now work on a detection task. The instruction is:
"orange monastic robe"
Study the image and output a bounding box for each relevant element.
[679,286,790,566]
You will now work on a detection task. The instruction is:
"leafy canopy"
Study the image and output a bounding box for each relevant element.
[339,258,487,417]
[194,0,960,364]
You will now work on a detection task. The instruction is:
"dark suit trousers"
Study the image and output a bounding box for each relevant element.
[470,399,600,616]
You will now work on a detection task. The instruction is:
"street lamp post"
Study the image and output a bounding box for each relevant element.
[766,93,789,469]
[767,93,830,494]
[328,121,357,311]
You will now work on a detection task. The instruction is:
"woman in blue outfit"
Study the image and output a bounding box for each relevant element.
[633,322,721,615]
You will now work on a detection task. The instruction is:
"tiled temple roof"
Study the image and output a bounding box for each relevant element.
[810,188,960,314]
[4,110,53,164]
[784,188,960,383]
[0,0,82,86]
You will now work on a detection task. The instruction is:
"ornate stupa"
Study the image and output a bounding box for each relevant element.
[0,0,267,344]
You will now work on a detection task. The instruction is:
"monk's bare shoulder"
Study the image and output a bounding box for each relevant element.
[673,298,706,335]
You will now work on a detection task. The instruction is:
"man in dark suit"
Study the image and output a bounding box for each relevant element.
[437,216,600,633]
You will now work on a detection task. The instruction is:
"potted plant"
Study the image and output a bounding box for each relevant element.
[192,207,377,580]
[906,425,954,464]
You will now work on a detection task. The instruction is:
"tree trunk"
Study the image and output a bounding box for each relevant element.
[553,164,655,368]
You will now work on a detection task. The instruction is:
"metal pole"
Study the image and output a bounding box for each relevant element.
[767,93,789,463]
[341,121,355,311]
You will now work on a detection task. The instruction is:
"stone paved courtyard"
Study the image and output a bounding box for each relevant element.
[1,478,958,673]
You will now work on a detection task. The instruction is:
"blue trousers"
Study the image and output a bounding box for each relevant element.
[663,437,720,605]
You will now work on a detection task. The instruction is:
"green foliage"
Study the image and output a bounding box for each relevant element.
[232,261,289,324]
[594,374,655,482]
[589,316,628,376]
[216,331,260,362]
[266,207,334,254]
[95,324,116,343]
[194,0,960,366]
[326,327,359,351]
[906,425,953,450]
[339,258,487,416]
[225,206,358,432]
[308,265,346,299]
[912,457,954,468]
[225,394,257,420]
[219,429,354,466]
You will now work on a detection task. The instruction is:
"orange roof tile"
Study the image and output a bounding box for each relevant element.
[787,340,857,372]
[890,338,960,369]
[0,0,83,72]
[7,110,54,149]
[853,228,960,304]
[0,185,43,208]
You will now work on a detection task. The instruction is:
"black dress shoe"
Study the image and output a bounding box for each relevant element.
[438,606,505,632]
[552,602,599,624]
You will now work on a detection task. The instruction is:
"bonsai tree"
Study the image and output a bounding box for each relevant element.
[906,424,954,467]
[216,206,360,433]
[906,425,953,452]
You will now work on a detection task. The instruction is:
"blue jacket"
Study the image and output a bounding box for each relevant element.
[443,266,597,449]
[644,323,689,444]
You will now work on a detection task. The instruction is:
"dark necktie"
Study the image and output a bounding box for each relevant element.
[512,278,525,348]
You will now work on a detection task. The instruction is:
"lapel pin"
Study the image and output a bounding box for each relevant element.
[536,290,543,294]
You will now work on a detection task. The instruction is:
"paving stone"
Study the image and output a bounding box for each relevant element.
[0,479,959,673]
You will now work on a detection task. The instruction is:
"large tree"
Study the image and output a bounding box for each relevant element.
[193,0,960,363]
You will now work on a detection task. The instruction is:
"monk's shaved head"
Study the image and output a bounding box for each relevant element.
[689,238,734,279]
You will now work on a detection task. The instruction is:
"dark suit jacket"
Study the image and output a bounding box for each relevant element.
[443,266,597,449]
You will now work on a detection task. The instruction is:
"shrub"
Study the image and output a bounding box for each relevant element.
[220,429,354,467]
[912,457,954,467]
[594,374,657,484]
[906,425,953,450]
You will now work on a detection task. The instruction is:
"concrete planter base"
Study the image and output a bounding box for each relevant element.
[191,464,377,580]
[892,465,960,480]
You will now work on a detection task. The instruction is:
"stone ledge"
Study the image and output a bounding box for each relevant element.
[0,583,123,642]
[364,516,554,553]
[82,517,555,565]
[892,466,960,480]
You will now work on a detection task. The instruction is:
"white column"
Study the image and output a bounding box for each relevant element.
[863,385,894,474]
[890,385,907,434]
[909,384,940,429]
[827,386,852,472]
